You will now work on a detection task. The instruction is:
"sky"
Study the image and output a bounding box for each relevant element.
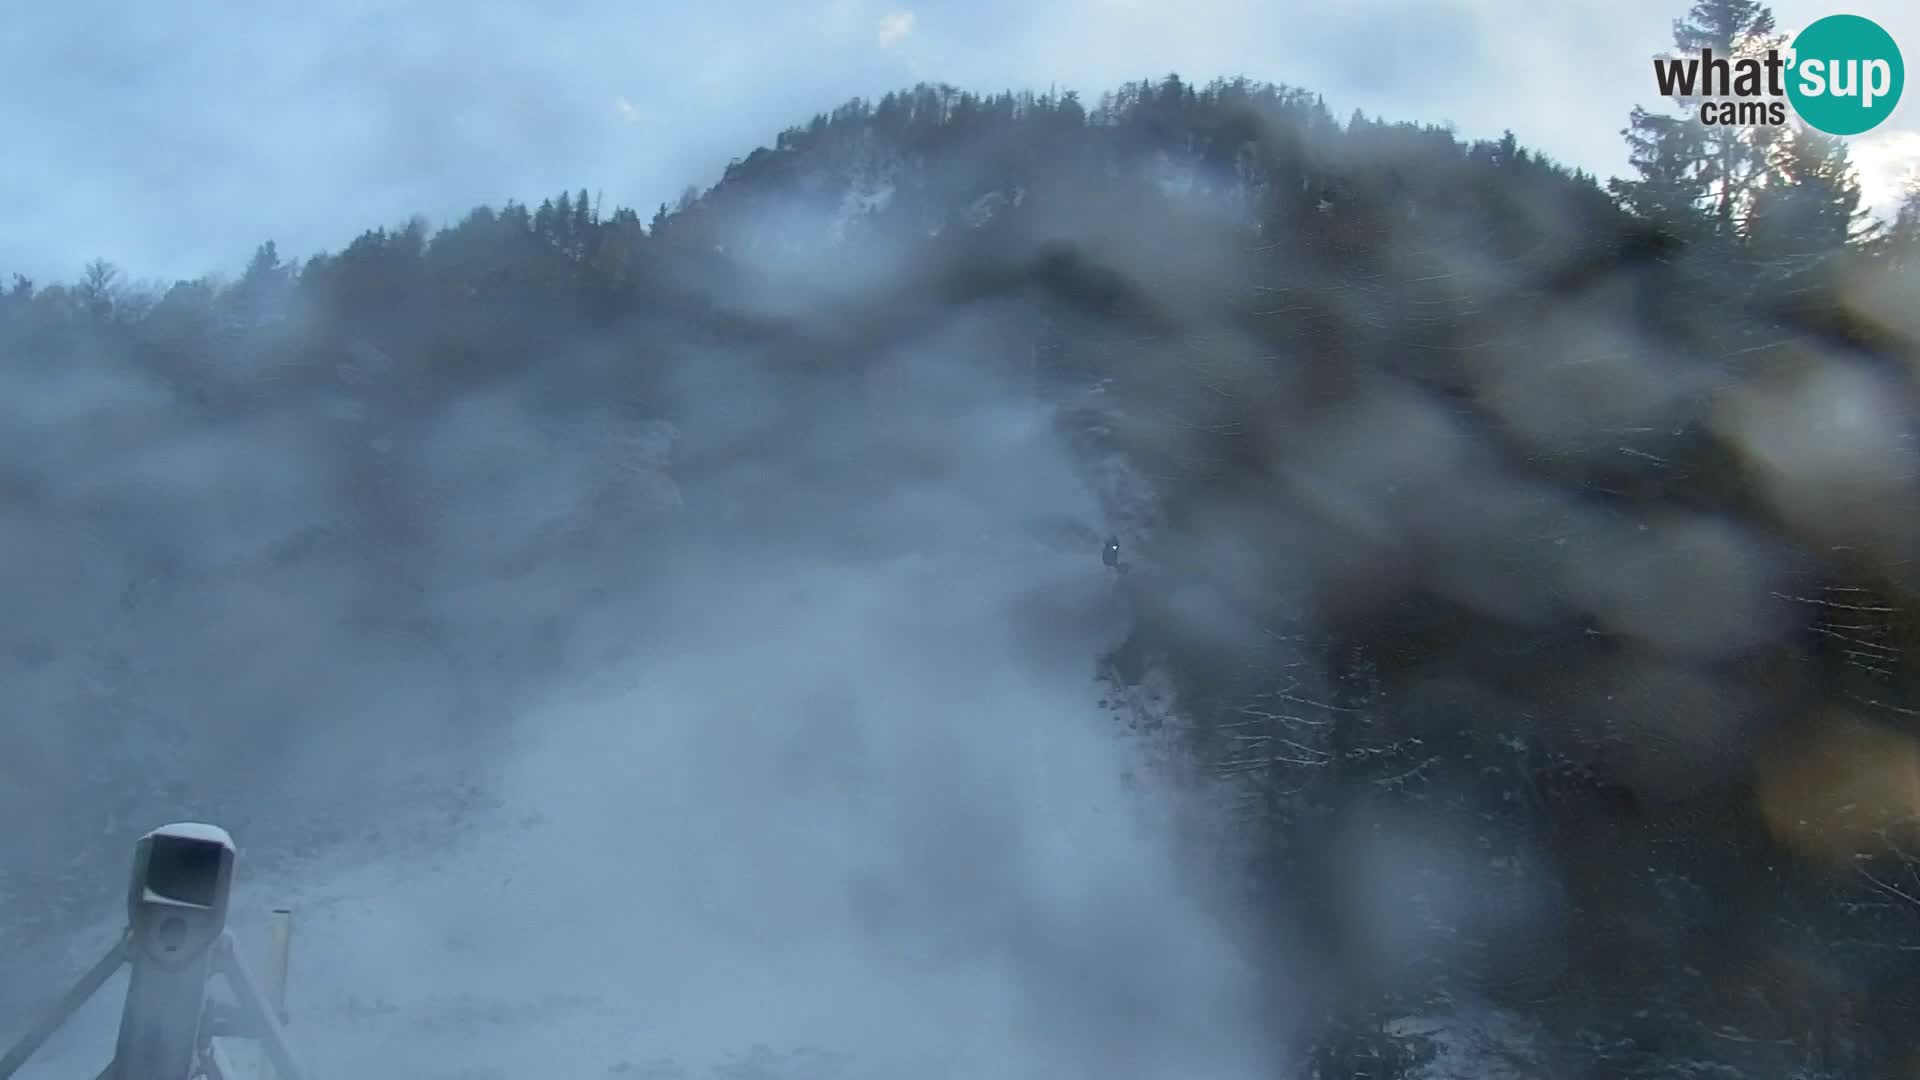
[2,0,1917,284]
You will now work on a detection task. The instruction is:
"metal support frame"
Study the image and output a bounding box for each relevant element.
[0,927,310,1080]
[0,933,131,1077]
[207,931,307,1080]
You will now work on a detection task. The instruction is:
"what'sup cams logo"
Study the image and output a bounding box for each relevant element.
[1653,13,1904,135]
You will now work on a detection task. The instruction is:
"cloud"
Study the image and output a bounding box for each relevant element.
[1850,127,1920,220]
[877,9,916,49]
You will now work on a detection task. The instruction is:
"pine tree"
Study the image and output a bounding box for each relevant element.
[1676,0,1782,231]
[243,240,282,280]
[572,188,594,259]
[533,197,558,247]
[230,240,292,324]
[1612,0,1782,238]
[76,258,120,322]
[1611,108,1717,240]
[1745,123,1871,265]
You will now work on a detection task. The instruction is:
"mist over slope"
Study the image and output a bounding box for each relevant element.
[5,50,1920,1080]
[11,326,1271,1080]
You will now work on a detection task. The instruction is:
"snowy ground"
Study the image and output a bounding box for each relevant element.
[11,560,1254,1079]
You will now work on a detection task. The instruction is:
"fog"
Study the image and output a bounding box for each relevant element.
[1,271,1285,1077]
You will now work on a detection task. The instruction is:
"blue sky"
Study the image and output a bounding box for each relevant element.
[3,0,1916,283]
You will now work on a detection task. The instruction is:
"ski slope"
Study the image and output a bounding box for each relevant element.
[6,364,1268,1080]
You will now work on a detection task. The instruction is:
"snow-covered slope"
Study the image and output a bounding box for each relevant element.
[6,357,1266,1080]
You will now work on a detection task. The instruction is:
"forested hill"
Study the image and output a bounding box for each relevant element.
[7,3,1920,1073]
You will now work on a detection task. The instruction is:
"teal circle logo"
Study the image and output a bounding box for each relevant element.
[1786,14,1903,136]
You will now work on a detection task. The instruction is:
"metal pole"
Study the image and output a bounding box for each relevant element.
[110,921,217,1080]
[255,910,292,1080]
[263,911,291,1024]
[0,933,131,1078]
